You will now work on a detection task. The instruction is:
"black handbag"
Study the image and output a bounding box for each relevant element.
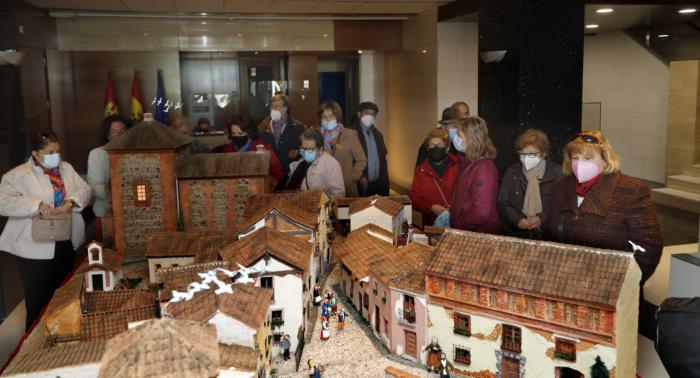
[656,297,700,378]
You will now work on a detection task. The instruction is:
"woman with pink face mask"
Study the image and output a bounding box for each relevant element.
[544,130,662,284]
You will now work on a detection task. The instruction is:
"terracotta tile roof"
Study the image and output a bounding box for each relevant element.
[349,195,403,216]
[176,152,269,179]
[44,271,84,320]
[220,228,312,272]
[76,248,124,274]
[219,344,258,372]
[337,229,397,280]
[239,201,317,232]
[103,120,192,151]
[165,284,272,329]
[99,319,219,378]
[81,289,157,314]
[158,261,230,301]
[193,234,239,264]
[80,306,157,341]
[370,242,434,295]
[244,189,328,216]
[386,195,413,205]
[427,230,634,307]
[334,224,394,261]
[146,231,235,258]
[2,340,106,375]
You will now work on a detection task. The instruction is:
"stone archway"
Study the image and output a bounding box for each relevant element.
[555,366,584,378]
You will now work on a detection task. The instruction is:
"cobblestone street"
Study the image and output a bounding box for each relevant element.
[273,266,431,378]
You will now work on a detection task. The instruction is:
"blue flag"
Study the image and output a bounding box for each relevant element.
[155,69,168,124]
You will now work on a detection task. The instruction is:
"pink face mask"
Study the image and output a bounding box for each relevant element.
[572,159,601,183]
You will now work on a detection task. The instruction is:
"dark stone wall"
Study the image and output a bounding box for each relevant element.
[478,0,584,173]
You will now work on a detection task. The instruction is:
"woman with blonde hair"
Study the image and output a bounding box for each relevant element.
[544,130,662,283]
[445,116,501,234]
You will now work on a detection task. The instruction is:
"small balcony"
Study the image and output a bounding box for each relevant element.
[397,307,416,326]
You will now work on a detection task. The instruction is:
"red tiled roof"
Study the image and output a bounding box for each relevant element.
[349,195,403,216]
[220,228,312,272]
[244,189,328,216]
[2,340,106,376]
[238,201,317,232]
[337,228,397,280]
[176,152,270,179]
[104,120,192,151]
[158,261,230,301]
[146,231,235,258]
[370,242,434,295]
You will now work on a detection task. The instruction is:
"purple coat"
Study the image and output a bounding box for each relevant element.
[449,157,501,234]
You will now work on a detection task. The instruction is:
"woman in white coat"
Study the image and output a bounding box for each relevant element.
[0,132,91,330]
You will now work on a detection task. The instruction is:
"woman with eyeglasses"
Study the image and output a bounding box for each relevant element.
[544,130,662,283]
[285,129,345,200]
[318,100,367,197]
[497,129,562,239]
[409,129,461,227]
[0,132,91,330]
[444,116,501,234]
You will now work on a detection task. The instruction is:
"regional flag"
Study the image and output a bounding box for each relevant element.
[130,71,144,122]
[103,73,118,117]
[155,69,168,124]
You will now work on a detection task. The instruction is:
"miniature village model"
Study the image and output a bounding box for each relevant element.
[1,120,641,378]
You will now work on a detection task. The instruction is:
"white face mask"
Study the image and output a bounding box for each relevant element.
[41,153,61,169]
[452,134,466,152]
[520,155,541,171]
[270,109,282,121]
[360,115,374,128]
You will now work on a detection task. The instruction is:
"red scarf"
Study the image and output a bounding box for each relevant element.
[575,173,603,197]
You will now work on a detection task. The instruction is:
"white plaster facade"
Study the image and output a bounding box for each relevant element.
[208,312,258,347]
[350,207,401,237]
[3,364,101,378]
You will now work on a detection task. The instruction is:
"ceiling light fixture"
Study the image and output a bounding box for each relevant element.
[596,8,614,14]
[678,8,696,14]
[421,49,427,54]
[200,12,207,16]
[658,34,670,38]
[585,24,599,29]
[357,50,363,54]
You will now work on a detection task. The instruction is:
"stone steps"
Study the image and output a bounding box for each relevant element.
[686,164,700,178]
[651,187,700,214]
[668,175,700,195]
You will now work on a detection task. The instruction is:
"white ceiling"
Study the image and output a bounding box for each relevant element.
[24,0,451,14]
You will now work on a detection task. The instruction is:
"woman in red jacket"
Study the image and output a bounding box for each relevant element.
[223,115,284,182]
[446,116,501,234]
[409,129,461,227]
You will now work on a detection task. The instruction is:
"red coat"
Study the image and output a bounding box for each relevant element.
[449,157,501,234]
[223,139,284,181]
[409,155,461,226]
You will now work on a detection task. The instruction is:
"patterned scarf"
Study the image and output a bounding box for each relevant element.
[271,114,288,146]
[42,166,66,207]
[322,123,344,152]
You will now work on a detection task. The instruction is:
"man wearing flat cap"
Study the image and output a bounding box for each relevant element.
[350,101,390,196]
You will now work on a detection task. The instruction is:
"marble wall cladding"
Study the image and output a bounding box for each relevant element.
[56,17,334,51]
[583,31,670,183]
[479,0,584,173]
[385,8,438,191]
[437,21,478,116]
[665,60,700,179]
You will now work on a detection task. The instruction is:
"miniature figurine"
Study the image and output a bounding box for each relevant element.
[313,284,322,306]
[320,320,330,341]
[330,293,337,315]
[321,298,331,322]
[434,352,454,378]
[281,334,292,361]
[308,359,321,377]
[424,337,442,372]
[337,308,346,331]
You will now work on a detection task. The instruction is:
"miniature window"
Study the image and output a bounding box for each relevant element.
[271,310,283,328]
[89,248,100,263]
[171,264,179,268]
[507,293,517,311]
[454,346,471,365]
[545,301,555,320]
[565,304,577,324]
[261,277,274,301]
[488,289,497,307]
[154,263,162,271]
[588,308,600,330]
[555,338,576,362]
[453,313,471,336]
[471,286,479,303]
[501,324,522,353]
[272,332,283,345]
[363,293,369,309]
[133,181,150,207]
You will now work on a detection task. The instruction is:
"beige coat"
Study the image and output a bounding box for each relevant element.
[289,152,345,200]
[329,128,367,197]
[0,159,91,259]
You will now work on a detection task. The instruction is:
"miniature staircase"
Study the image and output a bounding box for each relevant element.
[652,164,700,214]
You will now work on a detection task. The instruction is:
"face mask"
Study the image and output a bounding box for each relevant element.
[321,119,337,131]
[302,150,318,163]
[447,128,458,141]
[572,159,602,183]
[270,109,282,121]
[360,115,374,128]
[452,134,466,152]
[232,135,249,148]
[428,147,447,163]
[41,153,61,169]
[520,155,541,171]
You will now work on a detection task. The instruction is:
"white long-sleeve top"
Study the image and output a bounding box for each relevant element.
[87,146,110,217]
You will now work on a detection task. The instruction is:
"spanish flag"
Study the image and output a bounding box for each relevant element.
[103,73,118,117]
[130,71,144,122]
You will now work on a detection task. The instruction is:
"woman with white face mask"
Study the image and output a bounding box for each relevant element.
[0,132,91,331]
[543,130,662,284]
[497,129,562,239]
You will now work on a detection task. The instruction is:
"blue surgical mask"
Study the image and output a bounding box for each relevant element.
[321,119,337,131]
[41,153,61,169]
[447,128,458,141]
[302,150,318,163]
[452,134,466,152]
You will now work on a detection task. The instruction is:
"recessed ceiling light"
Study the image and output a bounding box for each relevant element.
[201,21,207,25]
[585,24,599,29]
[200,12,207,16]
[596,8,614,14]
[678,8,697,14]
[357,50,363,54]
[323,33,328,38]
[658,34,670,38]
[237,33,242,37]
[421,49,428,54]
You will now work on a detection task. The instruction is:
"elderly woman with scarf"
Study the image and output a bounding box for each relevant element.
[317,100,367,197]
[497,129,562,239]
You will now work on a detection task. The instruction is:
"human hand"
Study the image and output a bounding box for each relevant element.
[359,177,368,191]
[517,218,530,230]
[527,216,541,229]
[288,149,299,159]
[53,203,72,214]
[431,204,447,215]
[38,202,53,217]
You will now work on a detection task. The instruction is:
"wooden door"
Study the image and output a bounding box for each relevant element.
[404,330,417,357]
[374,305,380,332]
[91,273,104,291]
[502,357,520,378]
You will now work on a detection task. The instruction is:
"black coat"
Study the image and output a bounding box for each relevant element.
[349,121,389,196]
[259,117,305,180]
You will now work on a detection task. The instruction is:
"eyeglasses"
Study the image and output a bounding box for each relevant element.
[573,133,601,144]
[518,153,539,158]
[299,148,317,153]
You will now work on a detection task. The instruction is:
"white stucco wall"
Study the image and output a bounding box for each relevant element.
[148,257,195,283]
[209,312,256,347]
[350,207,393,233]
[426,304,617,377]
[614,263,642,378]
[5,363,101,378]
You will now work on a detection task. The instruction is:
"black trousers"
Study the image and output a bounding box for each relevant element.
[283,348,290,360]
[16,241,75,331]
[358,180,389,197]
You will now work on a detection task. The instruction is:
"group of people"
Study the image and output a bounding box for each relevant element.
[315,286,346,342]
